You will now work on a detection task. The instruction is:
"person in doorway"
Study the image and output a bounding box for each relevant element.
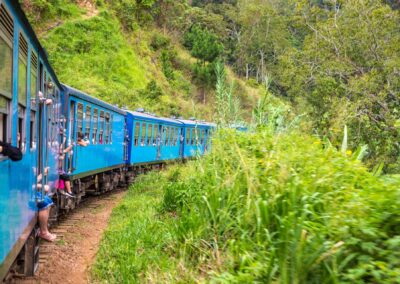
[58,128,75,197]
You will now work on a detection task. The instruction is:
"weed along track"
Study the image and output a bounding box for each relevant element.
[15,190,126,284]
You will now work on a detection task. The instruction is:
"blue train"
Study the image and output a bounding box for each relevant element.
[0,0,214,280]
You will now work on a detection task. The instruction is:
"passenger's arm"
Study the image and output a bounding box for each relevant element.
[0,141,23,161]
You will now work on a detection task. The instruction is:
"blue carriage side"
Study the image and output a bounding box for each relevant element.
[0,0,62,279]
[178,119,215,159]
[61,85,127,183]
[126,111,183,166]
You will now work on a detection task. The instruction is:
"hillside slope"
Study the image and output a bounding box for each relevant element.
[21,0,259,119]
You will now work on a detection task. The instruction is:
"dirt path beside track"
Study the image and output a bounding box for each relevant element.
[17,190,126,284]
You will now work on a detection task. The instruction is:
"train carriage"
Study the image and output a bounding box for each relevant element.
[126,110,183,168]
[61,85,127,197]
[0,0,62,279]
[178,119,215,159]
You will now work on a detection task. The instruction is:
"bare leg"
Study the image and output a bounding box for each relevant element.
[38,208,50,235]
[65,181,72,194]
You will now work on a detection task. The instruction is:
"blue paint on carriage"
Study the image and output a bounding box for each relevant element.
[126,111,183,165]
[0,0,63,276]
[61,85,126,178]
[177,119,215,159]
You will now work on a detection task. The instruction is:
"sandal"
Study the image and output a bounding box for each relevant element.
[39,232,57,242]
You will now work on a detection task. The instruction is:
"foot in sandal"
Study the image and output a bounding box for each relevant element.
[39,232,57,242]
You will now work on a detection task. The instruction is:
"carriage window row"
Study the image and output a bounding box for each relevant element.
[185,128,208,145]
[76,103,113,145]
[133,122,181,147]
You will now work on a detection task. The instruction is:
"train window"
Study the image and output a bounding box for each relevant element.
[0,4,13,101]
[17,105,26,152]
[141,122,146,146]
[175,128,179,146]
[134,122,140,146]
[110,114,113,144]
[190,128,194,145]
[153,124,158,146]
[77,103,83,137]
[85,106,91,141]
[99,110,104,144]
[92,108,98,144]
[172,127,176,146]
[147,124,153,145]
[186,128,190,145]
[0,96,10,143]
[105,112,110,144]
[165,126,169,146]
[201,129,205,144]
[30,52,38,109]
[30,110,36,150]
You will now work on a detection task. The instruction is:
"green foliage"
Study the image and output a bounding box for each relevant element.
[160,49,175,81]
[40,11,149,109]
[138,80,163,100]
[20,0,83,28]
[94,129,400,283]
[183,24,223,63]
[106,0,157,29]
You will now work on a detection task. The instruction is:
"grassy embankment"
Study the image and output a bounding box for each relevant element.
[93,129,400,283]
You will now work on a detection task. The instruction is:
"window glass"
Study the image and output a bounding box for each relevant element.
[0,36,13,97]
[92,109,98,144]
[77,103,83,136]
[191,128,195,145]
[153,124,158,146]
[175,128,178,146]
[30,110,36,150]
[99,110,104,144]
[85,106,91,140]
[105,112,110,144]
[147,124,153,145]
[134,122,140,146]
[141,122,146,146]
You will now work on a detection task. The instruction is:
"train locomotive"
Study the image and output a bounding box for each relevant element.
[0,0,214,280]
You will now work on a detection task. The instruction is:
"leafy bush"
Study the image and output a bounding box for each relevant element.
[94,128,400,283]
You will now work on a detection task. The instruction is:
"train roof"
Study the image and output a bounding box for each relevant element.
[7,1,62,89]
[177,119,216,127]
[61,84,126,115]
[127,111,183,125]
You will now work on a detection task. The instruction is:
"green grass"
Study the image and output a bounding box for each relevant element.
[93,129,400,283]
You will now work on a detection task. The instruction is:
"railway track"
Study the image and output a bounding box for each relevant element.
[10,189,126,284]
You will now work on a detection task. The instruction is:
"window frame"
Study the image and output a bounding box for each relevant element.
[140,122,146,147]
[147,123,153,146]
[99,110,104,144]
[77,103,84,137]
[85,105,91,142]
[134,121,140,147]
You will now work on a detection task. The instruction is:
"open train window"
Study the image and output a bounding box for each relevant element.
[186,129,190,145]
[92,108,98,144]
[165,126,169,146]
[134,122,140,146]
[153,124,158,146]
[17,34,28,152]
[175,128,178,146]
[30,110,36,150]
[147,124,152,145]
[77,103,83,137]
[85,106,91,141]
[200,129,205,144]
[110,114,113,144]
[190,128,195,145]
[99,110,104,144]
[105,112,110,144]
[141,122,146,146]
[0,96,10,145]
